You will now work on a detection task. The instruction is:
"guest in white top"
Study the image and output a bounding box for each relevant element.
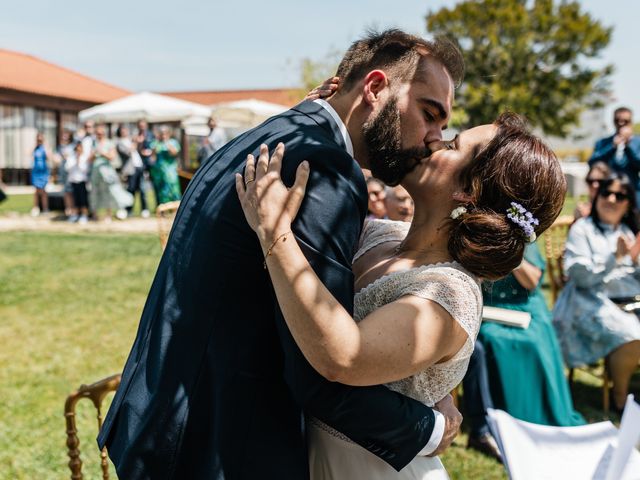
[65,142,90,224]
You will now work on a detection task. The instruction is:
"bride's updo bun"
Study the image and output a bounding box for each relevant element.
[448,113,566,280]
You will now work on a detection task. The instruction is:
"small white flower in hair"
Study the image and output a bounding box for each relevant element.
[450,206,467,220]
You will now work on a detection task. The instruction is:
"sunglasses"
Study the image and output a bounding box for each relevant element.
[615,118,631,126]
[599,189,629,202]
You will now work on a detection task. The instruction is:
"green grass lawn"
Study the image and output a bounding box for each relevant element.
[1,196,636,479]
[0,232,161,479]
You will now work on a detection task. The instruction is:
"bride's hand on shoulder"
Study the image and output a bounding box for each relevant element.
[235,143,310,246]
[304,76,340,101]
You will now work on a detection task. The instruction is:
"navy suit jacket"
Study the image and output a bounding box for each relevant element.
[98,101,435,479]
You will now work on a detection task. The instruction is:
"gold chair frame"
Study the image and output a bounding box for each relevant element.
[64,374,121,479]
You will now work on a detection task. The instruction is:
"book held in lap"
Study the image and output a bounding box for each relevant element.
[482,306,531,329]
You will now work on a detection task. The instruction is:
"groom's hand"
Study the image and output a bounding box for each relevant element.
[428,394,462,457]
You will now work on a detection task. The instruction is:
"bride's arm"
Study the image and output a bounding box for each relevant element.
[236,144,468,386]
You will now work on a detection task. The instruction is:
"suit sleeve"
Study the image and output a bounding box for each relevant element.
[273,149,435,471]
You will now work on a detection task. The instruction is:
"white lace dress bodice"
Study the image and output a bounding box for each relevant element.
[353,219,483,407]
[308,219,483,479]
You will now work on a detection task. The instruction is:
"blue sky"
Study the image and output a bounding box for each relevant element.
[1,0,637,124]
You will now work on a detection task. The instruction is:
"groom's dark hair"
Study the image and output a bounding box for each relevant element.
[335,29,464,93]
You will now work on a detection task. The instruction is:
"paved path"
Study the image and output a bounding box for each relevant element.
[0,213,160,234]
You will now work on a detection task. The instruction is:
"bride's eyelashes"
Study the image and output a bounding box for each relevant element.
[444,135,459,150]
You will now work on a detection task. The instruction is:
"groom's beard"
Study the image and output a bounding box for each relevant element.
[363,96,430,187]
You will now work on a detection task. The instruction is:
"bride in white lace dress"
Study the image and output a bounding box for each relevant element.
[236,113,566,479]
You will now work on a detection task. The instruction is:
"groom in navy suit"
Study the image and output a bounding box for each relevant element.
[99,30,464,479]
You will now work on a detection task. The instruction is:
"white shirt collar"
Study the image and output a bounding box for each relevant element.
[313,99,354,158]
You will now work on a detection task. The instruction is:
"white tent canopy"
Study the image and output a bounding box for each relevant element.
[79,91,212,124]
[210,99,289,129]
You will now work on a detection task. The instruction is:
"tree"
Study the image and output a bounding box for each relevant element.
[297,48,342,94]
[426,0,613,136]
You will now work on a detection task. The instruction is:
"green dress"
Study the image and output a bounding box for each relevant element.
[150,138,182,204]
[480,243,585,426]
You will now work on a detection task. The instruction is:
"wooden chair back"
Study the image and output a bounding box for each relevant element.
[543,215,574,304]
[156,201,181,251]
[64,374,121,480]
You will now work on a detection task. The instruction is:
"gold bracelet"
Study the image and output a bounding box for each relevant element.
[263,231,292,269]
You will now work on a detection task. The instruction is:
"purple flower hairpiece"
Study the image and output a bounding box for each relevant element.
[506,202,539,242]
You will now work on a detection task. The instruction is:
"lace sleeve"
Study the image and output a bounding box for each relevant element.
[398,266,482,341]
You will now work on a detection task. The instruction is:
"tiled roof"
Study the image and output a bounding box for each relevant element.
[162,88,303,107]
[0,49,130,104]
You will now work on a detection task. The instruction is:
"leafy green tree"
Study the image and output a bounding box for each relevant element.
[427,0,613,135]
[297,49,341,93]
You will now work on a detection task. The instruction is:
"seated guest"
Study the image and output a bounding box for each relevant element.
[384,184,414,222]
[366,177,387,219]
[553,172,640,413]
[464,241,585,459]
[574,161,610,220]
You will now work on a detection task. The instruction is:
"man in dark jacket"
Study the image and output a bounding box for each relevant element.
[590,106,640,202]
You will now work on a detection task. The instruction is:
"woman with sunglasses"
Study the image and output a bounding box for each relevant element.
[553,172,640,413]
[574,161,610,220]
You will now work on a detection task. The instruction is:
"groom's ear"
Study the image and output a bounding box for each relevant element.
[362,70,389,106]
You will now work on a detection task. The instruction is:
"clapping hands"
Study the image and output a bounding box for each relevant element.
[616,232,640,262]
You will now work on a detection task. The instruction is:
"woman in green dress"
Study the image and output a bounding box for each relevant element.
[150,126,182,205]
[478,242,584,426]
